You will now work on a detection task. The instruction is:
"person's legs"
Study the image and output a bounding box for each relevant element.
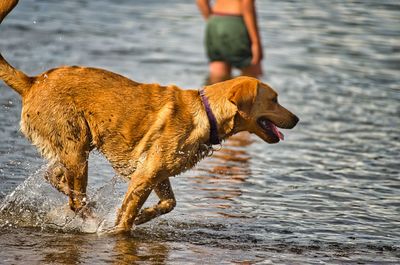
[208,61,232,84]
[240,63,262,78]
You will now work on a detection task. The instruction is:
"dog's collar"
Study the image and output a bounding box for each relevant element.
[199,88,220,145]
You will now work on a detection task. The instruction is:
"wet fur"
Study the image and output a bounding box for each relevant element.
[0,0,298,232]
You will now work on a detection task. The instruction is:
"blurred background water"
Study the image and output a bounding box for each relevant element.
[0,0,399,264]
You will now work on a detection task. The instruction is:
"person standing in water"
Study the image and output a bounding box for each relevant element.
[196,0,263,84]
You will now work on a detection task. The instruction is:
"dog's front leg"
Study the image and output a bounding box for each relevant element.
[134,178,176,225]
[114,169,159,232]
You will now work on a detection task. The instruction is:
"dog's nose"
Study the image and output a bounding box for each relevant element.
[289,115,299,129]
[294,115,299,125]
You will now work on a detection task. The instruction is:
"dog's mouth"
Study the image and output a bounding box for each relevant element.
[257,117,284,141]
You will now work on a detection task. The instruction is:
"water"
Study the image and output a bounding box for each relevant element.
[1,0,399,264]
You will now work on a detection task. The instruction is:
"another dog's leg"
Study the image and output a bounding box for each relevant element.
[114,171,158,232]
[44,162,69,195]
[134,178,176,225]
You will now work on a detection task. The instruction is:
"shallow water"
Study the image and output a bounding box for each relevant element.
[0,0,399,264]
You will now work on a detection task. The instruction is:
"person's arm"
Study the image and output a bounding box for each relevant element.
[196,0,212,20]
[242,0,263,64]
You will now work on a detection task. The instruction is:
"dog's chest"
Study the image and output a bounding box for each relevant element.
[168,144,212,176]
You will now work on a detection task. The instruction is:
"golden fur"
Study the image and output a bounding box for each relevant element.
[0,0,298,233]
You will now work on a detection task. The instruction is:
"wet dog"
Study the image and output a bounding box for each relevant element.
[0,0,298,233]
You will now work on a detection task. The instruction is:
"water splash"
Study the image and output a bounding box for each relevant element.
[0,166,127,233]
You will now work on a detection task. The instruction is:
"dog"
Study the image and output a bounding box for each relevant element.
[0,0,298,233]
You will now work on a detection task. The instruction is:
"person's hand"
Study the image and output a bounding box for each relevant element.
[251,42,263,65]
[248,42,263,77]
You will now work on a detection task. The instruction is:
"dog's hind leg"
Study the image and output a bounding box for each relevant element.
[61,148,90,212]
[134,178,176,225]
[36,116,92,212]
[44,162,69,195]
[44,152,89,212]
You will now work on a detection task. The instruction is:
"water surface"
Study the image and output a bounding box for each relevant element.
[0,0,399,264]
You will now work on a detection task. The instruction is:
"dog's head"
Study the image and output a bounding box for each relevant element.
[224,76,299,143]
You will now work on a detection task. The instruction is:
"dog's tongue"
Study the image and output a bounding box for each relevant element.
[271,123,284,140]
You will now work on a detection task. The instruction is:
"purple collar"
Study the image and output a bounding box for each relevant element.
[199,89,220,145]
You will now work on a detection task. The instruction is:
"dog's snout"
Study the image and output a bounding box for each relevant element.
[290,115,299,129]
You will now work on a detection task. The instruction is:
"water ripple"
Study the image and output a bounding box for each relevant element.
[1,0,399,263]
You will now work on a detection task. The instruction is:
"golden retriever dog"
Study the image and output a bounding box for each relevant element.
[0,0,298,233]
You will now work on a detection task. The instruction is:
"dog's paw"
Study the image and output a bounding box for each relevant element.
[77,201,97,220]
[101,225,132,236]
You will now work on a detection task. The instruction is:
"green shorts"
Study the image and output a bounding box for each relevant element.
[205,15,252,69]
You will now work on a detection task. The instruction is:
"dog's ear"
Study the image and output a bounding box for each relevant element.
[228,77,258,116]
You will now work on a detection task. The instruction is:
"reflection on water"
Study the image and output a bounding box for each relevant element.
[112,235,170,265]
[1,0,400,264]
[193,133,252,218]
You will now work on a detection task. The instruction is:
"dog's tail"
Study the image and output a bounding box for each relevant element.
[0,0,32,96]
[0,53,32,96]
